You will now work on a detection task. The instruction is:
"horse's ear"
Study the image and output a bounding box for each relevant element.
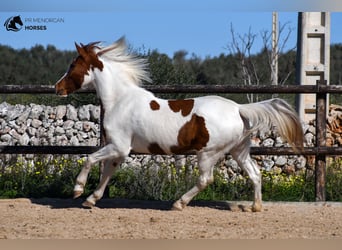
[75,42,87,57]
[75,42,82,53]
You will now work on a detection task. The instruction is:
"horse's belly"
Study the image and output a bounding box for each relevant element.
[131,135,175,155]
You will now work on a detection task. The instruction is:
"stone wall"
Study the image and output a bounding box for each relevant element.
[0,102,101,147]
[0,101,336,179]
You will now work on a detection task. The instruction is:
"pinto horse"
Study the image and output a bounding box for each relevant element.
[55,37,303,212]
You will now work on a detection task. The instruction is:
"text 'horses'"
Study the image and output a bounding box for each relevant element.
[55,37,304,212]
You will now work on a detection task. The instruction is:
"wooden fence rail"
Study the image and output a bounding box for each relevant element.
[0,82,340,201]
[1,83,342,94]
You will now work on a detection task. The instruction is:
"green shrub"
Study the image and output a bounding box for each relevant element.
[1,155,342,202]
[261,170,315,201]
[326,158,342,201]
[0,155,86,198]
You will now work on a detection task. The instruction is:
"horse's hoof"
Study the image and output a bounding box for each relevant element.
[240,205,252,212]
[73,191,83,199]
[82,200,95,208]
[172,200,185,211]
[252,204,262,212]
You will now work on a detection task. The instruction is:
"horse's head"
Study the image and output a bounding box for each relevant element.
[4,15,23,31]
[55,42,103,97]
[13,16,23,26]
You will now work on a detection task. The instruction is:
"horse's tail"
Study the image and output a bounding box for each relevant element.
[238,98,304,153]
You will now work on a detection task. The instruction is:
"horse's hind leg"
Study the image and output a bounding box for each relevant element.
[231,142,262,212]
[172,151,222,211]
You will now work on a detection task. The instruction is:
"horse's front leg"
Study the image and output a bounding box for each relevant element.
[82,158,122,207]
[73,144,125,199]
[74,158,93,198]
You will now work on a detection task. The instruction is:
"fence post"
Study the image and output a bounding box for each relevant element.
[315,78,327,201]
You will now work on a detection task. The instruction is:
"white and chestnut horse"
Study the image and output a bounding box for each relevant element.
[55,37,303,212]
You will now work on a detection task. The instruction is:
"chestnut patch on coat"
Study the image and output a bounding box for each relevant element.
[170,114,209,154]
[168,99,194,116]
[148,143,166,154]
[149,100,160,110]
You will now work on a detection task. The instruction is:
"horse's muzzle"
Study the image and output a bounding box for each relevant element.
[55,86,68,97]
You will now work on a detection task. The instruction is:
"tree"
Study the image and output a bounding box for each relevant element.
[260,19,295,86]
[227,23,260,103]
[227,19,295,102]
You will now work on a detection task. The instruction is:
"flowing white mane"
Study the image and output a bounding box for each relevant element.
[97,37,151,85]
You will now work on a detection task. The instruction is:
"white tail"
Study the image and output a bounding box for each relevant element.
[239,98,304,152]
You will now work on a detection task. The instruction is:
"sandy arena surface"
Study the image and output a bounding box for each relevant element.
[0,198,342,239]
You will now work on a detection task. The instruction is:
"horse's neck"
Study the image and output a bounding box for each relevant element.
[93,66,139,111]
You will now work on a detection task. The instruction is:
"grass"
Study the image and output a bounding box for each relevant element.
[0,155,341,202]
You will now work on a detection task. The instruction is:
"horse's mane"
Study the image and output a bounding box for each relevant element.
[96,37,151,85]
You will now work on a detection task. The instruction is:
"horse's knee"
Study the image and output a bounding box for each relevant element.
[197,175,214,190]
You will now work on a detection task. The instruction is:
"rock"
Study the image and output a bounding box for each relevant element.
[45,106,55,119]
[16,124,27,134]
[9,129,21,140]
[56,105,67,120]
[19,133,30,145]
[304,133,315,146]
[89,105,101,122]
[30,136,40,146]
[16,109,30,125]
[262,138,274,147]
[70,136,80,146]
[78,105,90,121]
[29,104,43,119]
[56,135,68,145]
[83,121,92,132]
[226,158,240,172]
[262,158,274,171]
[42,120,52,128]
[66,105,78,121]
[78,131,88,139]
[87,138,98,146]
[54,119,64,127]
[37,127,47,138]
[250,137,261,146]
[274,137,284,147]
[55,126,65,135]
[65,129,74,139]
[283,165,296,175]
[0,126,10,135]
[1,134,12,142]
[307,125,316,135]
[63,120,75,130]
[74,121,83,131]
[275,156,287,166]
[295,156,307,170]
[0,102,9,118]
[7,104,25,121]
[259,129,271,140]
[31,119,42,128]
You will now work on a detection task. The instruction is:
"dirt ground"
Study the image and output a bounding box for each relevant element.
[0,198,342,239]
